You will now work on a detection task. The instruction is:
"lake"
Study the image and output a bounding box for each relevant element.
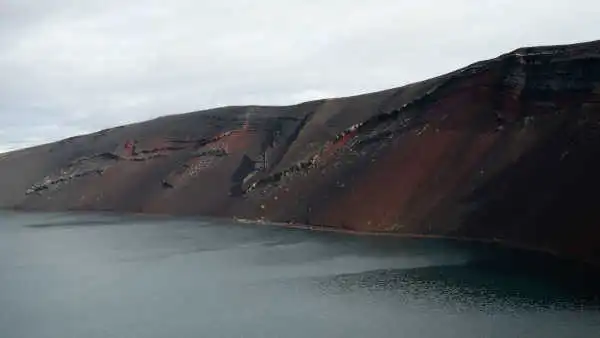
[0,211,598,338]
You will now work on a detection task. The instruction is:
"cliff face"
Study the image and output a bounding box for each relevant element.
[1,40,600,263]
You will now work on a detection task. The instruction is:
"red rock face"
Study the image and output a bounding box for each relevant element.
[1,40,600,264]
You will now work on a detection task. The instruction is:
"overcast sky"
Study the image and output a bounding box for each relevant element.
[1,0,598,152]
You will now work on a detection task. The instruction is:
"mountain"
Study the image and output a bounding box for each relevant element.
[1,40,600,264]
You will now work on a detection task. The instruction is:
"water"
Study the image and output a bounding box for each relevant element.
[0,211,598,338]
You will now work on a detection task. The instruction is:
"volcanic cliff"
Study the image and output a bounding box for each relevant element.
[1,40,600,263]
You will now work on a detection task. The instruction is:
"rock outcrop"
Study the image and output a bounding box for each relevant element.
[1,40,600,264]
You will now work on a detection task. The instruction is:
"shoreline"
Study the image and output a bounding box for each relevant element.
[2,208,598,268]
[237,218,600,269]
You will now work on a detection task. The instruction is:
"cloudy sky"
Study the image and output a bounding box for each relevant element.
[1,0,598,152]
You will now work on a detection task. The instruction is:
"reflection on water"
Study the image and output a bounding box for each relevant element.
[317,264,599,312]
[0,211,599,338]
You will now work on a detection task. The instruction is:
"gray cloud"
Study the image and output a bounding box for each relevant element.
[1,0,599,152]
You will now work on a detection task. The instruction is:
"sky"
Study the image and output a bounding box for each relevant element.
[1,0,598,152]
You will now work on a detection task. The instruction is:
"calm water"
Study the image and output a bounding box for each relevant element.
[0,212,599,338]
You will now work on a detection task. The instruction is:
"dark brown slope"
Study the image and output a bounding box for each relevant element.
[1,40,600,263]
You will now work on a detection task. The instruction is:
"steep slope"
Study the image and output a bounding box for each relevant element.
[1,40,600,263]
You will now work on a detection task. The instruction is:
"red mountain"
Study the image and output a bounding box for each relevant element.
[1,40,599,264]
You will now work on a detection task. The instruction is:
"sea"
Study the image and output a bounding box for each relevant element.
[0,211,598,338]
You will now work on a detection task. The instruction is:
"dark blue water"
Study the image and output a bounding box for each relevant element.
[1,211,598,338]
